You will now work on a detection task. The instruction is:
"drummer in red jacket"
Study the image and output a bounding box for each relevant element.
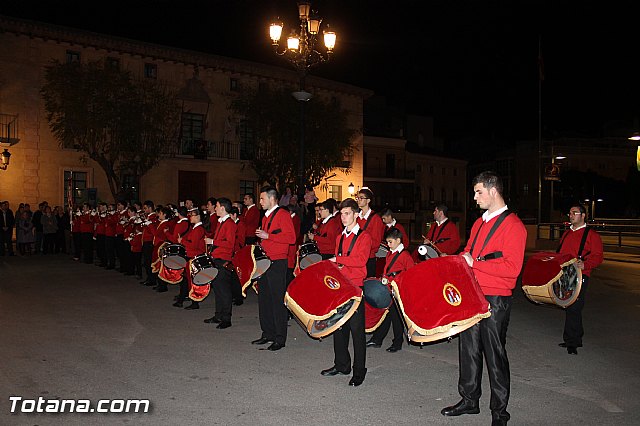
[242,193,260,246]
[355,188,385,277]
[366,227,415,352]
[308,200,343,260]
[251,186,296,352]
[321,197,372,387]
[175,208,207,310]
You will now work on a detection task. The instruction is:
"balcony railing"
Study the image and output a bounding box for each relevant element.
[180,139,241,160]
[364,168,415,180]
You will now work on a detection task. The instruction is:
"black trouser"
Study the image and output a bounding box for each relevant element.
[371,302,404,348]
[121,241,132,273]
[55,229,65,253]
[0,227,14,255]
[114,235,124,269]
[563,276,589,347]
[72,232,82,259]
[212,259,233,322]
[142,241,154,282]
[96,234,106,265]
[366,257,376,278]
[131,251,142,277]
[43,233,56,254]
[105,236,116,268]
[333,292,366,376]
[257,259,288,345]
[458,295,512,423]
[230,268,243,300]
[245,236,257,246]
[81,232,93,263]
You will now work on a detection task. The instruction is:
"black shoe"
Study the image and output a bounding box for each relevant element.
[216,321,232,329]
[492,418,508,426]
[204,316,221,324]
[567,346,578,355]
[558,342,582,348]
[184,302,199,310]
[441,399,480,416]
[386,345,402,353]
[251,337,273,345]
[232,298,244,306]
[366,339,382,348]
[172,301,183,308]
[155,286,168,293]
[139,280,148,285]
[267,342,285,351]
[321,366,350,376]
[349,373,366,387]
[106,266,114,270]
[145,281,156,287]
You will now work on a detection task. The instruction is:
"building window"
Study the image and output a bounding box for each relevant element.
[230,78,239,91]
[66,50,80,64]
[429,165,434,174]
[238,119,255,160]
[386,153,395,177]
[453,168,457,177]
[121,174,139,203]
[180,113,205,156]
[64,170,88,207]
[329,185,342,201]
[442,167,446,175]
[441,188,447,202]
[416,164,422,172]
[523,183,529,196]
[106,57,120,69]
[144,63,157,79]
[240,180,256,198]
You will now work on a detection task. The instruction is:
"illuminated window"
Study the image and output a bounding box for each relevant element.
[66,50,80,64]
[144,63,157,79]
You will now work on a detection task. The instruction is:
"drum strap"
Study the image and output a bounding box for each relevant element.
[360,210,375,231]
[469,210,511,261]
[337,231,360,256]
[556,227,590,259]
[385,250,402,276]
[264,207,281,233]
[430,220,450,243]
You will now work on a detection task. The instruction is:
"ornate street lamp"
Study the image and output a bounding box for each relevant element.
[0,149,11,170]
[269,1,336,197]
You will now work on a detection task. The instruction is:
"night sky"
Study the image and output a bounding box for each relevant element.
[2,0,639,142]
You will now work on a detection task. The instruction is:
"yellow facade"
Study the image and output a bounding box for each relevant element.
[0,16,368,207]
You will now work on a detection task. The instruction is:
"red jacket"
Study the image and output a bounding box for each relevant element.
[426,219,461,255]
[382,247,414,279]
[182,223,206,258]
[79,212,94,233]
[315,215,343,255]
[334,227,372,288]
[385,221,409,248]
[288,212,302,268]
[71,214,81,233]
[234,219,246,255]
[142,212,158,243]
[166,219,189,244]
[243,204,260,238]
[94,214,107,236]
[211,216,237,262]
[153,219,173,246]
[130,224,143,253]
[260,207,296,261]
[115,210,127,236]
[357,210,385,259]
[557,226,603,277]
[463,211,527,296]
[105,212,118,237]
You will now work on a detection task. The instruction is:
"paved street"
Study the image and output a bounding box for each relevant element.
[1,252,639,426]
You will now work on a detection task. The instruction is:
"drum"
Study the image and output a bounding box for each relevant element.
[390,256,491,343]
[521,252,582,308]
[364,300,389,333]
[285,260,362,339]
[190,253,219,285]
[375,243,389,258]
[417,243,439,260]
[232,244,272,296]
[298,241,322,270]
[162,243,187,270]
[363,278,392,309]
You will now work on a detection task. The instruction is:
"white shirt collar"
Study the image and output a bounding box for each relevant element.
[332,211,339,217]
[159,219,168,225]
[386,219,397,228]
[342,223,361,237]
[265,205,278,217]
[177,217,187,223]
[391,243,405,254]
[482,205,508,222]
[246,204,255,210]
[322,215,332,224]
[218,214,229,223]
[571,223,587,231]
[193,222,203,228]
[436,218,448,226]
[290,212,296,218]
[358,208,372,220]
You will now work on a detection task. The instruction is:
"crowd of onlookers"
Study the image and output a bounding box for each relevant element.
[0,200,72,256]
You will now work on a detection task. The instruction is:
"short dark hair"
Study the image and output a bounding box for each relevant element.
[217,197,232,213]
[143,200,154,209]
[324,198,338,212]
[381,208,394,218]
[229,206,239,216]
[161,206,174,218]
[177,206,188,218]
[435,203,449,216]
[244,193,255,203]
[472,171,503,197]
[570,202,587,216]
[384,227,403,241]
[339,198,359,213]
[358,188,374,200]
[207,197,217,206]
[260,185,279,201]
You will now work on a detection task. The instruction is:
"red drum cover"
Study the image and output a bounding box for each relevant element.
[390,255,490,343]
[158,261,183,284]
[232,244,259,297]
[364,300,388,333]
[521,251,582,307]
[522,251,575,288]
[285,260,362,339]
[188,259,210,302]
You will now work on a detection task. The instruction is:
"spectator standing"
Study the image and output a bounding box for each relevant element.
[16,210,35,255]
[32,201,47,253]
[41,205,58,254]
[0,201,16,256]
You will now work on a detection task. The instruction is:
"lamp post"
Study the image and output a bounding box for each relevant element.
[269,1,336,197]
[0,148,11,170]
